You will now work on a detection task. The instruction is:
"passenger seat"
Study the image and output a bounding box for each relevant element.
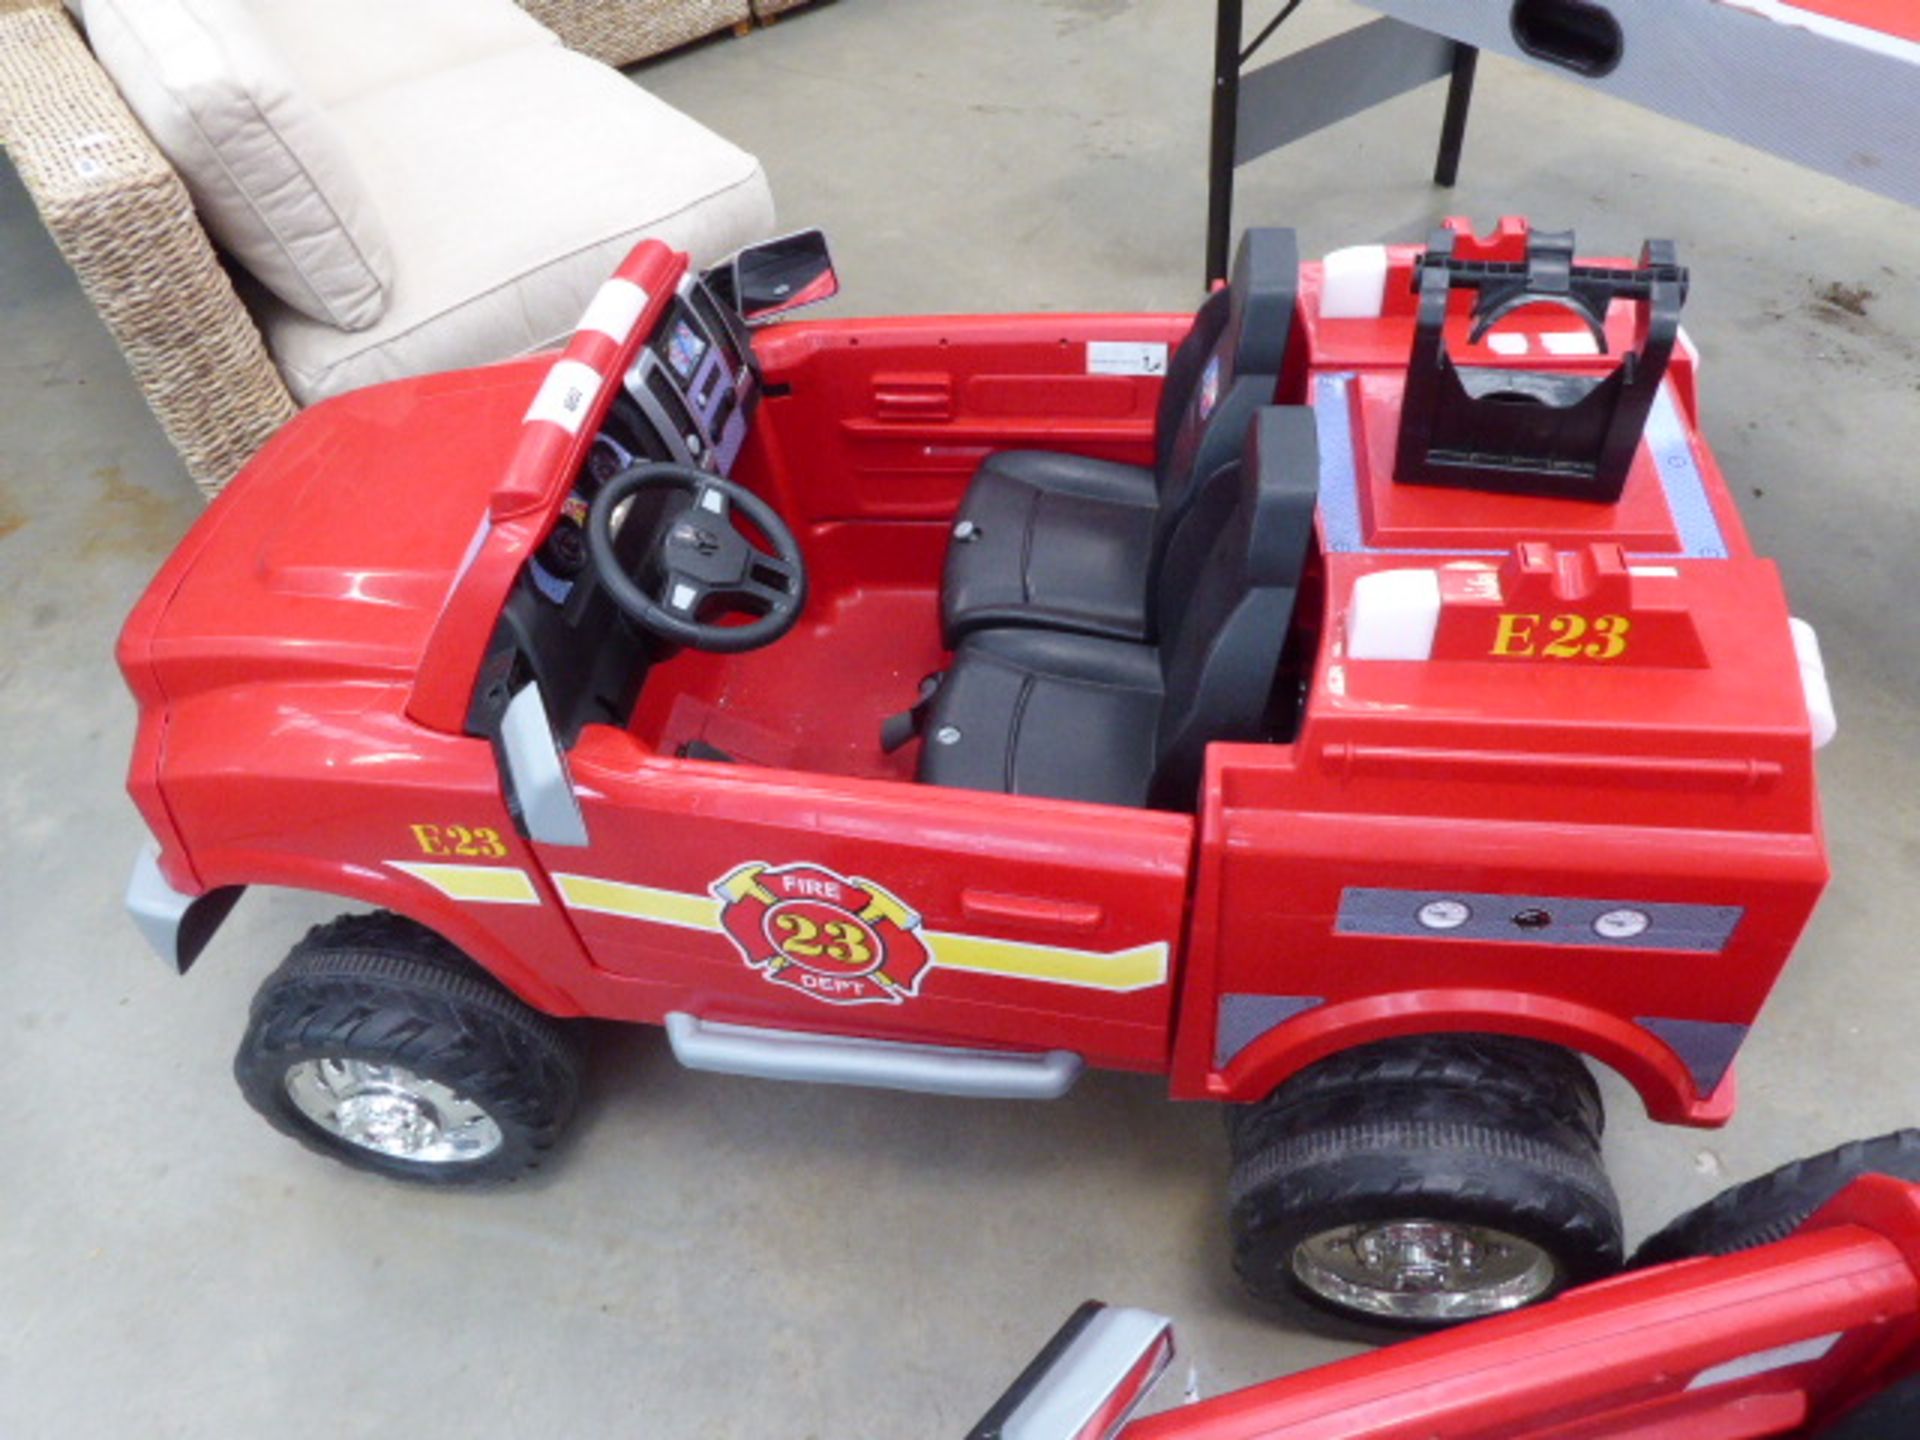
[938,229,1299,646]
[917,406,1319,810]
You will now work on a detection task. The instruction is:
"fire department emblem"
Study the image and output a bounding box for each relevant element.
[712,862,934,1006]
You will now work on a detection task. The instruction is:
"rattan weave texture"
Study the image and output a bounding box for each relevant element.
[0,0,296,495]
[516,0,752,67]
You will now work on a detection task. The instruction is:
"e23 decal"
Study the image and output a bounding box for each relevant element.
[409,823,509,859]
[1490,612,1631,661]
[713,862,932,1006]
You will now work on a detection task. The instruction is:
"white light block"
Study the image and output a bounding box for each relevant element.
[1540,330,1602,356]
[1348,569,1442,660]
[1320,245,1390,319]
[1789,617,1838,749]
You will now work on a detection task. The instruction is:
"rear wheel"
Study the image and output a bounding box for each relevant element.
[234,912,583,1185]
[1228,1035,1622,1337]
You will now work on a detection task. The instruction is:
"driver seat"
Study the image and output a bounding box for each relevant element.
[917,405,1319,810]
[938,228,1299,646]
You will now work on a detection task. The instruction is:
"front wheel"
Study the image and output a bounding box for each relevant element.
[234,913,583,1185]
[1228,1036,1623,1337]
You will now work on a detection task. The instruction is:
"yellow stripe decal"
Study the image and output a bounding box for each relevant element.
[553,873,721,931]
[389,862,540,905]
[921,933,1168,993]
[551,872,1167,993]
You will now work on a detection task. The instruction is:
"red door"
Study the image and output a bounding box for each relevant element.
[532,724,1193,1073]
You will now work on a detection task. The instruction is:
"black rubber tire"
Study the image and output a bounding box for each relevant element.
[1631,1130,1920,1268]
[1228,1034,1606,1162]
[1229,1037,1622,1339]
[233,912,584,1186]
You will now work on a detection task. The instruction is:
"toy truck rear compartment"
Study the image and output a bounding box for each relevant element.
[1177,773,1825,1122]
[1167,530,1829,1120]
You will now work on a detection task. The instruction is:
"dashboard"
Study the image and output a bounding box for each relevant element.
[470,274,760,746]
[628,278,756,477]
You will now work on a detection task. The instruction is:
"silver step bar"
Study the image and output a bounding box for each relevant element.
[664,1013,1083,1099]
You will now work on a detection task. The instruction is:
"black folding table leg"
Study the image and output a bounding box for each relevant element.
[1432,41,1478,188]
[1207,0,1244,284]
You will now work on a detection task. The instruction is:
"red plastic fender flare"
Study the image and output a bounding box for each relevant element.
[183,850,590,1017]
[1218,987,1732,1127]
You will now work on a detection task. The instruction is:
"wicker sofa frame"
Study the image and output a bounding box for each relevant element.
[0,0,816,494]
[0,0,297,495]
[521,0,749,69]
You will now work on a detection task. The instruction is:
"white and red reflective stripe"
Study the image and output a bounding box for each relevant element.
[494,241,678,515]
[578,278,651,345]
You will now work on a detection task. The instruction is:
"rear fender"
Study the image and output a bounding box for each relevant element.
[1218,988,1732,1127]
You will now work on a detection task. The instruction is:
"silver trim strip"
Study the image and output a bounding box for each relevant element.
[622,350,702,467]
[664,1013,1083,1099]
[1687,1331,1843,1392]
[1216,994,1324,1068]
[126,840,192,968]
[1313,372,1728,559]
[500,683,589,848]
[1644,383,1728,558]
[1636,1016,1750,1097]
[1338,887,1743,952]
[1002,1306,1174,1440]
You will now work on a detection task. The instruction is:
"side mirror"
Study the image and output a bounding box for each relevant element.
[708,229,838,323]
[966,1303,1175,1440]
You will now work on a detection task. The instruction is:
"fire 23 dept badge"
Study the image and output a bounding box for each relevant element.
[712,861,933,1006]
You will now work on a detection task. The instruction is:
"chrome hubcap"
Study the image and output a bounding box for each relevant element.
[284,1058,503,1164]
[1292,1219,1558,1322]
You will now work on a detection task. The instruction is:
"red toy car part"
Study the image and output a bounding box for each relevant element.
[972,1167,1920,1440]
[121,219,1836,1332]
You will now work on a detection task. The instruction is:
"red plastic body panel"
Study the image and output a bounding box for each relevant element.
[550,726,1189,1068]
[1790,0,1920,43]
[746,312,1187,525]
[119,222,1828,1131]
[1123,1175,1920,1439]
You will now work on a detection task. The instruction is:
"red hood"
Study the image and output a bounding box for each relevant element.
[123,359,547,702]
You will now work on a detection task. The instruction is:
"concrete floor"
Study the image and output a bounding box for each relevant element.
[2,0,1917,1434]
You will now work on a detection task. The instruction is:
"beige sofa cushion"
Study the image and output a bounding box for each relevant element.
[86,0,394,331]
[258,47,775,403]
[245,0,561,109]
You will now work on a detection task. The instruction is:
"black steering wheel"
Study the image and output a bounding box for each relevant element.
[587,461,806,653]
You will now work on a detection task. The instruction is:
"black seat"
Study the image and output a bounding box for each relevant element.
[918,405,1320,810]
[939,228,1299,646]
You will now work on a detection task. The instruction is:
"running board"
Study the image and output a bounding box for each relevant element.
[664,1013,1084,1099]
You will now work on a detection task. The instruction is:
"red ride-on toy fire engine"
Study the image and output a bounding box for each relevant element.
[120,218,1837,1334]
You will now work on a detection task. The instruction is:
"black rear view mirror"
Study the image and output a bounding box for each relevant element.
[707,229,839,324]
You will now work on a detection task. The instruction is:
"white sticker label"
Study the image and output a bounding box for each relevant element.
[577,280,650,344]
[1087,341,1169,377]
[524,360,604,435]
[1540,330,1602,356]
